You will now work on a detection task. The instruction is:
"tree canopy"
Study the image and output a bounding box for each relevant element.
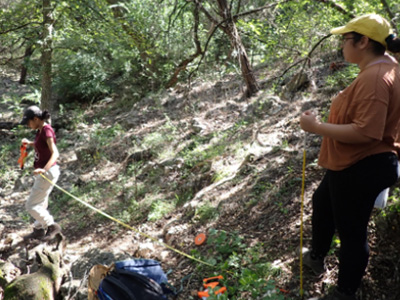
[0,0,399,104]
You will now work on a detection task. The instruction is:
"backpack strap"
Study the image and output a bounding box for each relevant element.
[98,265,167,300]
[114,269,164,294]
[100,271,138,300]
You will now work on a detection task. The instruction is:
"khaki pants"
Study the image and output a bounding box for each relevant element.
[25,165,60,229]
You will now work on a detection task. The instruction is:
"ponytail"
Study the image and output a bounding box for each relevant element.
[386,34,400,53]
[41,109,51,121]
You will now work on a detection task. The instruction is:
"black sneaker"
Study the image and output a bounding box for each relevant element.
[302,247,325,276]
[42,223,62,241]
[23,228,46,241]
[308,288,357,300]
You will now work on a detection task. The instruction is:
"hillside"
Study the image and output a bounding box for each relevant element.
[1,64,400,300]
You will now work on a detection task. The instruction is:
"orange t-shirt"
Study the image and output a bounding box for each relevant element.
[319,60,400,171]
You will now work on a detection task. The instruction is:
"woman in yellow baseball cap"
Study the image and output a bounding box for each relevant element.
[300,14,400,300]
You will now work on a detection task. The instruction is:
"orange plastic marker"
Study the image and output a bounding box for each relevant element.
[197,287,227,299]
[203,275,223,285]
[18,143,28,169]
[195,233,206,245]
[204,281,219,289]
[197,275,226,299]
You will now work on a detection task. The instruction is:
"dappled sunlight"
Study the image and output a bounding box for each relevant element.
[2,10,400,297]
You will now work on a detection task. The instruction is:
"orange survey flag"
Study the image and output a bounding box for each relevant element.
[18,144,28,169]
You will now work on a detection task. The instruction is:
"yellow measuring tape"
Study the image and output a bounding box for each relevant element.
[40,173,214,267]
[299,138,306,298]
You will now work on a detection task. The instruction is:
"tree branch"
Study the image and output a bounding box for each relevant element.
[195,0,218,25]
[167,0,189,33]
[188,16,221,79]
[189,0,286,80]
[314,0,354,18]
[263,34,332,86]
[0,22,42,35]
[234,0,291,19]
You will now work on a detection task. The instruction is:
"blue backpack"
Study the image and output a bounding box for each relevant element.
[97,259,172,300]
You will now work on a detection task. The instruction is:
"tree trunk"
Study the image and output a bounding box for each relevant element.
[217,0,259,97]
[41,0,53,111]
[166,4,203,88]
[19,44,34,84]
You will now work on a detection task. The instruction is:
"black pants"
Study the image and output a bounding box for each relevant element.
[311,152,399,294]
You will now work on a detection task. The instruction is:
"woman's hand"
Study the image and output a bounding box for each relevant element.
[21,138,33,146]
[33,168,46,175]
[300,111,374,144]
[300,110,320,133]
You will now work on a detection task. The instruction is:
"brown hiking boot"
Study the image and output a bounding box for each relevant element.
[23,228,46,241]
[42,223,62,241]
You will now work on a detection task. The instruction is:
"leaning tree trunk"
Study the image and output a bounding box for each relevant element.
[41,0,53,112]
[217,0,259,97]
[19,44,34,84]
[166,4,203,88]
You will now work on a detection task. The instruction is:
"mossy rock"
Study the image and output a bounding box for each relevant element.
[4,249,63,300]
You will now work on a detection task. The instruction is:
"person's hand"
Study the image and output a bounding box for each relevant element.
[21,138,30,145]
[33,168,46,175]
[300,110,320,133]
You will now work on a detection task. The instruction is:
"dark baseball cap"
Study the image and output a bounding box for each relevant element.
[20,106,42,125]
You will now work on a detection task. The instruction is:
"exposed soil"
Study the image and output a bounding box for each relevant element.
[1,66,400,300]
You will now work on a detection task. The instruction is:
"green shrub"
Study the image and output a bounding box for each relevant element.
[325,64,359,90]
[192,229,285,300]
[147,199,175,221]
[53,51,111,101]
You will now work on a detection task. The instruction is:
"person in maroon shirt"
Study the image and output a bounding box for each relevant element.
[20,105,62,241]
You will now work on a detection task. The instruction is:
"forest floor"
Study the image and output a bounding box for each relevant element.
[1,64,400,300]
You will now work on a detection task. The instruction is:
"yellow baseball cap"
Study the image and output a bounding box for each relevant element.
[331,14,392,48]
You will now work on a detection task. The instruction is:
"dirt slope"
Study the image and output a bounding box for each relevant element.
[1,67,400,300]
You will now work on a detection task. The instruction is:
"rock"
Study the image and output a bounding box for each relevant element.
[13,176,33,192]
[163,221,189,246]
[127,149,153,163]
[281,72,309,100]
[59,279,87,300]
[0,260,21,286]
[159,251,169,261]
[2,234,20,249]
[136,242,155,258]
[159,157,183,168]
[191,117,210,135]
[70,248,131,278]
